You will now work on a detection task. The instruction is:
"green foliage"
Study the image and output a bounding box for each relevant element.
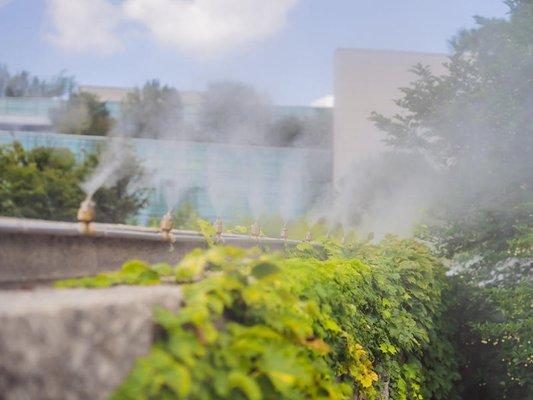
[269,111,332,148]
[81,150,149,224]
[417,203,533,286]
[445,278,532,400]
[0,64,75,97]
[370,1,533,283]
[0,141,148,223]
[196,218,217,247]
[474,284,532,393]
[148,203,201,231]
[369,5,533,397]
[56,259,161,288]
[0,142,85,220]
[213,215,342,242]
[50,91,113,136]
[199,81,271,145]
[120,80,182,138]
[198,81,331,147]
[58,238,458,399]
[173,203,201,230]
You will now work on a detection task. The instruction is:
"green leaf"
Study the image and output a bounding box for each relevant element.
[121,259,150,274]
[151,263,175,276]
[251,262,281,280]
[228,371,262,400]
[163,364,191,398]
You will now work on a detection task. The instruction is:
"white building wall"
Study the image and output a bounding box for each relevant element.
[333,48,447,182]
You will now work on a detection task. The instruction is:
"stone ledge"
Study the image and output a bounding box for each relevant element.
[0,217,294,287]
[0,285,182,400]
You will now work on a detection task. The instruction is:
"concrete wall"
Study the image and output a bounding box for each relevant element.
[333,48,447,182]
[0,286,184,400]
[0,217,292,288]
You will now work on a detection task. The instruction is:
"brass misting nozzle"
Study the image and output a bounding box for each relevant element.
[160,212,174,241]
[215,217,223,243]
[281,223,288,242]
[251,221,261,242]
[77,198,96,234]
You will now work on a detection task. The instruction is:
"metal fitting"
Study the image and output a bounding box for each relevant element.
[159,212,174,241]
[77,198,96,234]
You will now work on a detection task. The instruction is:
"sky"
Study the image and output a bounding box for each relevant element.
[0,0,509,106]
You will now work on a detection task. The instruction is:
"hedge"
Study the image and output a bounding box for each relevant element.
[57,236,459,399]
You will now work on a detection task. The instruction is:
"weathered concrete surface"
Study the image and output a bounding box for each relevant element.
[0,286,182,400]
[0,217,292,287]
[0,231,202,287]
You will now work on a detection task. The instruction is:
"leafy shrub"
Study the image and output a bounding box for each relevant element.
[50,91,113,136]
[445,277,532,400]
[366,3,533,395]
[57,237,458,399]
[148,203,201,231]
[0,141,148,223]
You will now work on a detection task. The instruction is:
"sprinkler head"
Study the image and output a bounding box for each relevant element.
[280,223,288,242]
[159,212,174,241]
[77,198,95,234]
[77,198,95,223]
[215,217,223,243]
[304,230,313,243]
[215,217,223,235]
[251,221,261,242]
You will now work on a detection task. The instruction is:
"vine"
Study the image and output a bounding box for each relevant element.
[56,237,458,399]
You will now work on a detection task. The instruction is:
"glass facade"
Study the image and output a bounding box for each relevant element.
[0,98,61,117]
[0,131,332,225]
[105,101,122,119]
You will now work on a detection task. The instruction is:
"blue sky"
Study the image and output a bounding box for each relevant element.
[0,0,509,105]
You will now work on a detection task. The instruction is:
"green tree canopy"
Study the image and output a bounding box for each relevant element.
[50,92,113,136]
[369,3,533,398]
[0,64,75,98]
[270,111,332,148]
[0,142,148,223]
[199,81,273,145]
[371,0,533,282]
[119,80,182,139]
[199,81,332,147]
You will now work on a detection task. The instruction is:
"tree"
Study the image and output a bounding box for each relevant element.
[0,64,75,98]
[370,2,533,398]
[0,65,9,97]
[80,150,149,223]
[370,0,532,283]
[119,80,182,139]
[199,81,332,147]
[270,111,332,147]
[270,115,304,146]
[50,92,113,136]
[0,142,148,223]
[199,81,273,145]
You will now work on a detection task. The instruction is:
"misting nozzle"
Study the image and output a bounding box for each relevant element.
[251,221,261,242]
[281,223,288,242]
[215,217,223,243]
[77,197,96,234]
[159,212,174,241]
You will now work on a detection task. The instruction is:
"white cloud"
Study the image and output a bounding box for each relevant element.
[44,0,298,55]
[311,95,334,108]
[122,0,298,53]
[45,0,123,53]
